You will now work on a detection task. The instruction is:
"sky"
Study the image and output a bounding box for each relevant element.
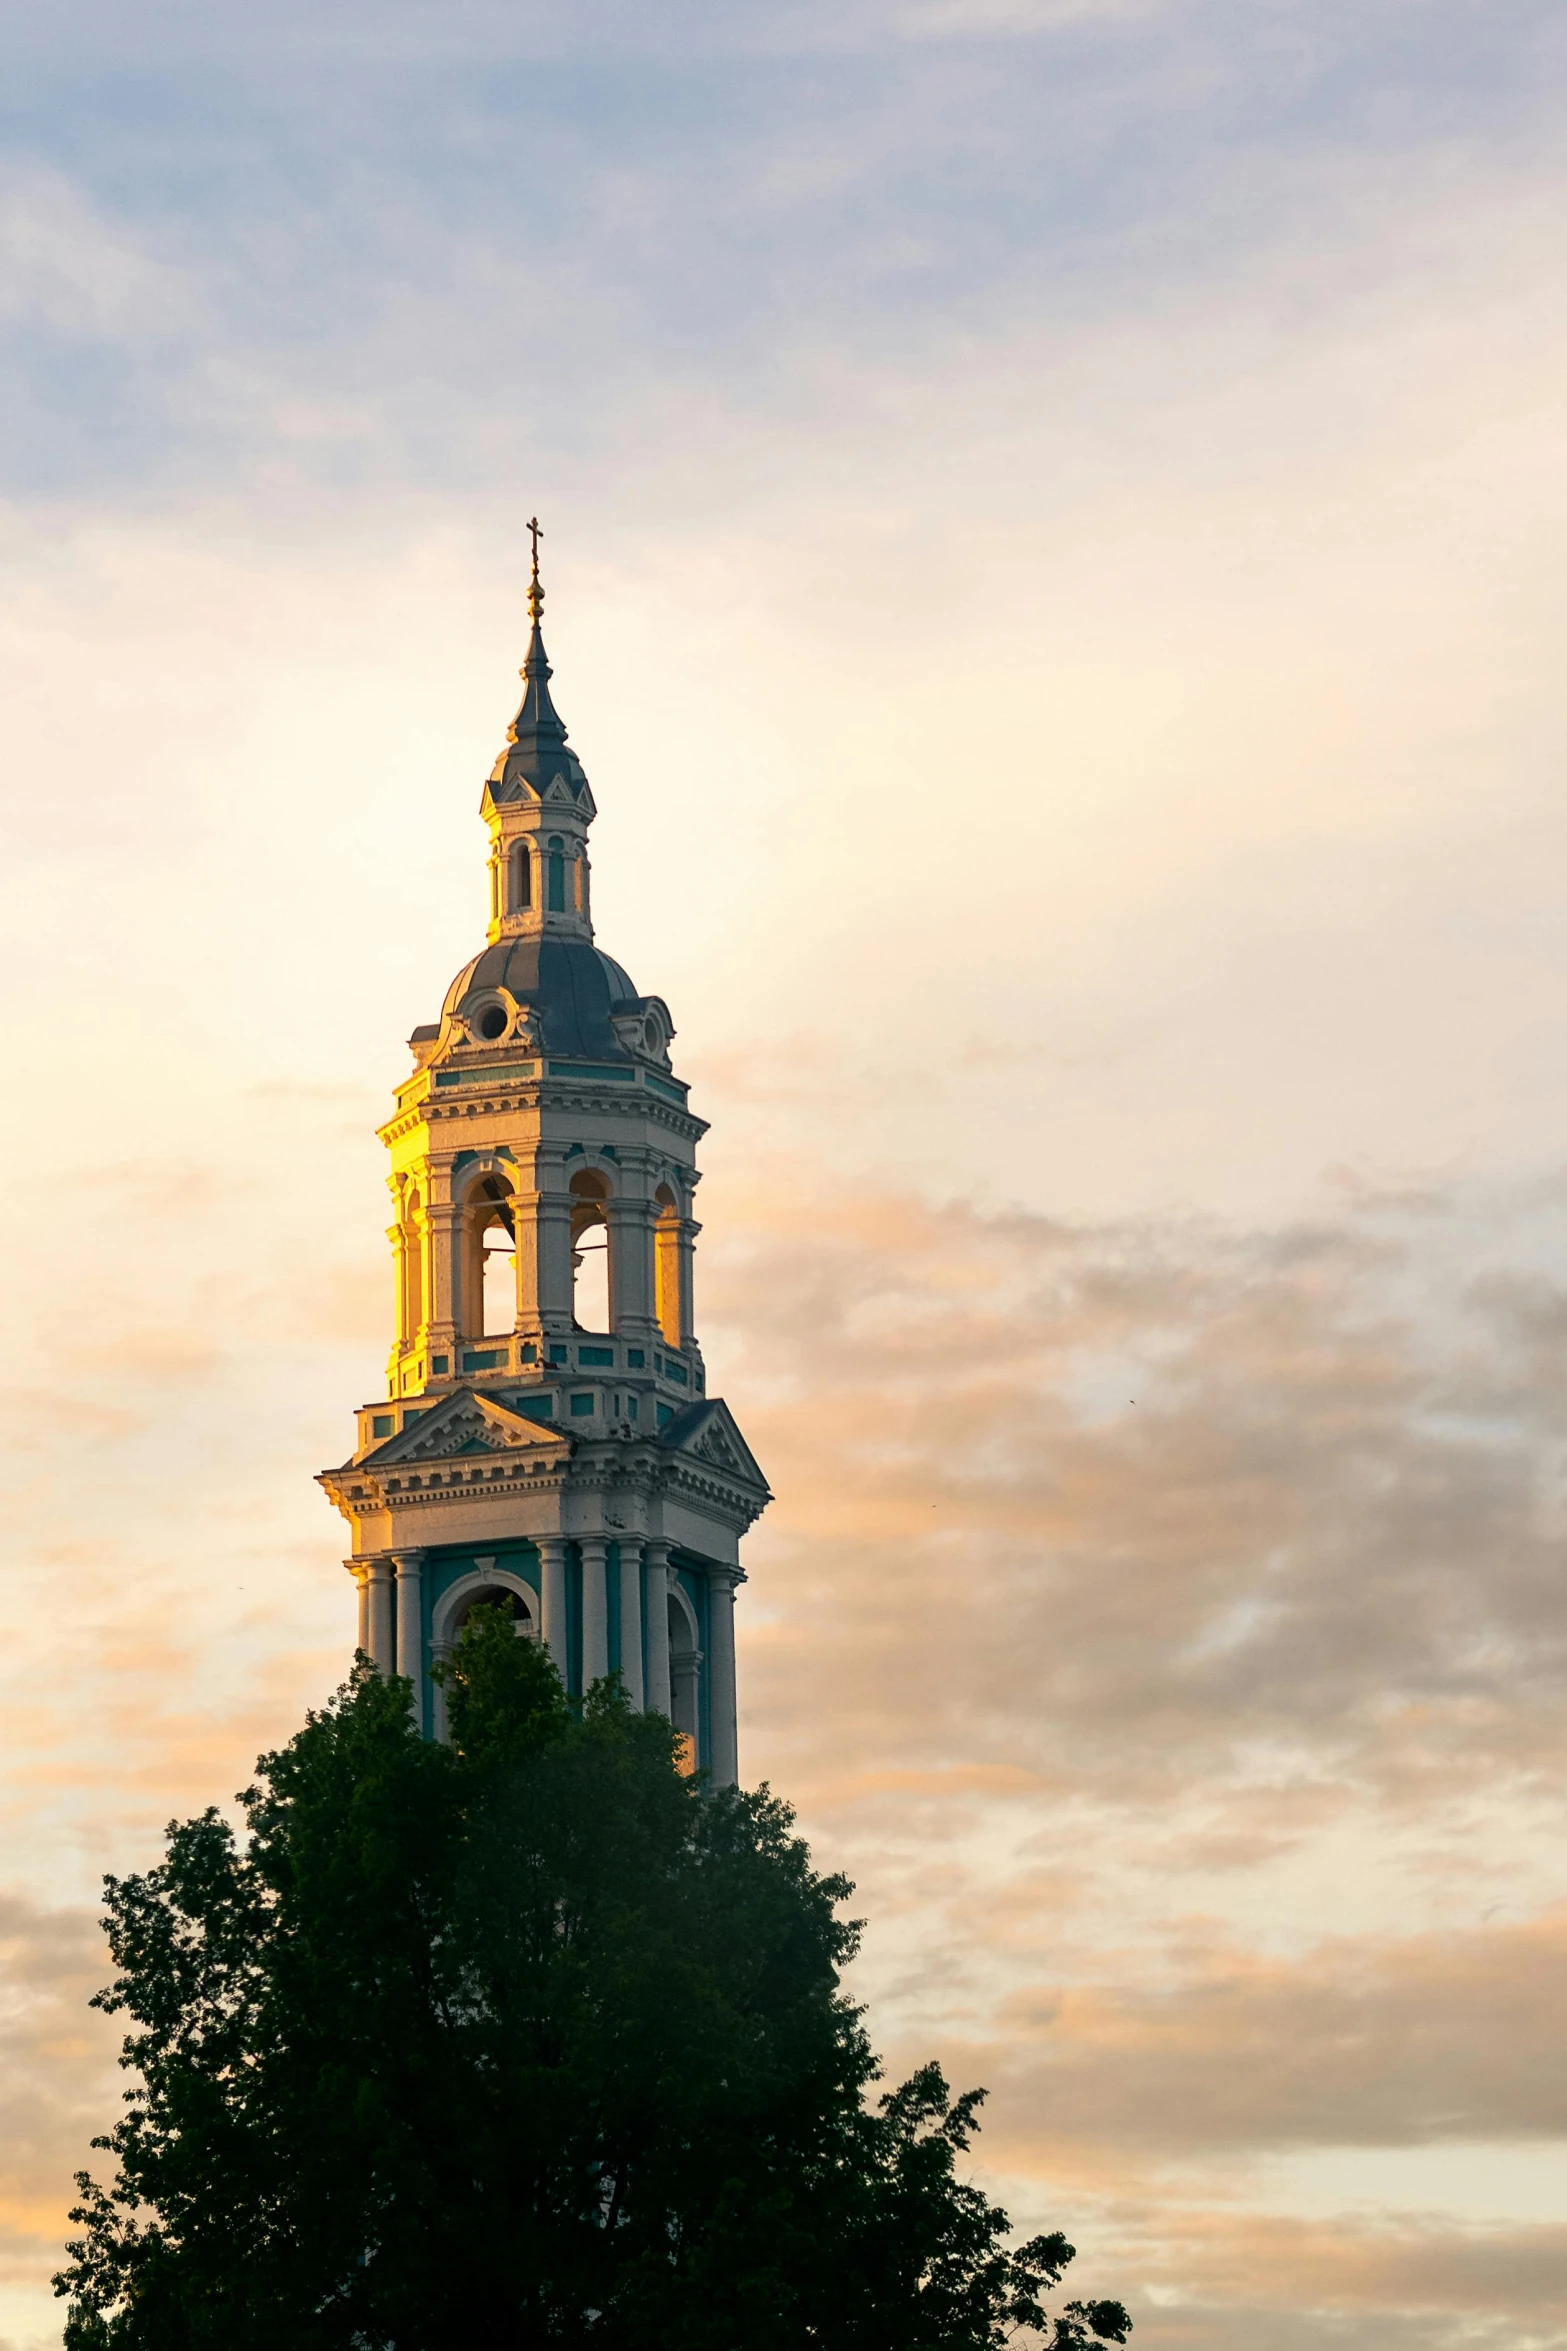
[2,0,1567,2342]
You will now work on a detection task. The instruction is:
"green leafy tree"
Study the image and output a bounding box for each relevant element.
[57,1609,1130,2350]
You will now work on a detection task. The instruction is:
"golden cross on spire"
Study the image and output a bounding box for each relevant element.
[526,514,544,625]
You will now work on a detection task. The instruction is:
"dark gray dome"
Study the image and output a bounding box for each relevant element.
[442,936,641,1060]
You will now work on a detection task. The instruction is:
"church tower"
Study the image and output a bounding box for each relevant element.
[319,538,770,1784]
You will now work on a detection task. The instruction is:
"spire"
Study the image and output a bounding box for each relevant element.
[506,515,570,763]
[487,515,591,806]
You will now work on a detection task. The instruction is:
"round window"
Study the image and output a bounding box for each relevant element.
[476,1004,508,1041]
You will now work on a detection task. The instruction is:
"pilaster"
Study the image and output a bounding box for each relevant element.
[618,1540,645,1708]
[365,1558,395,1677]
[393,1551,426,1723]
[644,1540,672,1717]
[707,1568,740,1789]
[537,1537,568,1681]
[580,1536,609,1689]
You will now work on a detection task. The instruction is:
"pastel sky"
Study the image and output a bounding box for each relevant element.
[3,1,1567,2344]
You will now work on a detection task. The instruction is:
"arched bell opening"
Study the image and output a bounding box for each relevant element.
[510,840,533,913]
[668,1585,701,1775]
[569,1167,611,1333]
[654,1183,682,1348]
[547,835,566,914]
[462,1173,517,1341]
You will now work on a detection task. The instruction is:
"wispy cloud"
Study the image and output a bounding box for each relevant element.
[3,1,1567,2342]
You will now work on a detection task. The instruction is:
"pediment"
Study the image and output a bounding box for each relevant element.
[657,1398,769,1494]
[364,1391,570,1468]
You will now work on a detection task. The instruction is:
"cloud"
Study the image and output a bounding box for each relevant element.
[10,1154,1565,2344]
[893,0,1162,32]
[719,1167,1567,1815]
[702,1167,1567,2337]
[0,171,188,341]
[0,1894,116,2274]
[967,1908,1567,2158]
[2,4,1567,2341]
[1094,2209,1567,2351]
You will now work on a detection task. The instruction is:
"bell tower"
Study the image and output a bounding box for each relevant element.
[319,534,770,1784]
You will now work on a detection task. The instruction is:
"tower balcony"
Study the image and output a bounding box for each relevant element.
[367,1336,707,1458]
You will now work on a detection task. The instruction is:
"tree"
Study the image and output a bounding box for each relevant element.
[57,1610,1131,2350]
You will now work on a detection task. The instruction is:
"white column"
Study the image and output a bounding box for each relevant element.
[351,1562,370,1660]
[676,1215,701,1350]
[618,1541,645,1709]
[513,1189,545,1322]
[388,1217,408,1347]
[424,1200,461,1350]
[644,1540,672,1717]
[537,1538,568,1683]
[536,1180,575,1327]
[707,1569,740,1789]
[393,1551,425,1728]
[580,1537,609,1691]
[365,1558,396,1677]
[607,1198,657,1334]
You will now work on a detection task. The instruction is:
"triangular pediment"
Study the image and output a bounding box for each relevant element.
[657,1397,769,1494]
[362,1390,570,1468]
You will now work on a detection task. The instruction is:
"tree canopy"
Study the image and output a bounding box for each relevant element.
[57,1611,1131,2350]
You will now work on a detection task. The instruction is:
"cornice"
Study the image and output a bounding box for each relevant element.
[321,1431,765,1537]
[379,1082,707,1149]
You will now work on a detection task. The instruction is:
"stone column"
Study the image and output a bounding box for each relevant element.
[393,1551,426,1729]
[644,1540,672,1717]
[351,1562,370,1659]
[365,1558,396,1678]
[537,1538,568,1683]
[387,1216,408,1347]
[707,1569,740,1789]
[535,1169,575,1330]
[606,1197,656,1333]
[424,1200,461,1355]
[580,1537,609,1690]
[618,1541,645,1709]
[676,1214,701,1352]
[513,1188,545,1324]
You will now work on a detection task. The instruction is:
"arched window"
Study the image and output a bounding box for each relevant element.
[465,1174,515,1340]
[654,1183,681,1348]
[547,837,566,913]
[569,1168,611,1332]
[510,841,532,912]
